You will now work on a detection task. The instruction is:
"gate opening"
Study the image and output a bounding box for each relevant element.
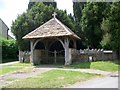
[34,40,65,65]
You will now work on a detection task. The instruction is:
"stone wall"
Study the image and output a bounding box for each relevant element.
[70,48,117,63]
[19,48,117,64]
[19,51,30,63]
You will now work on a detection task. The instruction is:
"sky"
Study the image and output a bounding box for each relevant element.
[0,0,73,37]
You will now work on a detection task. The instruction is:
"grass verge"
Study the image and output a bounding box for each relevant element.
[3,70,100,88]
[66,61,120,71]
[0,63,32,75]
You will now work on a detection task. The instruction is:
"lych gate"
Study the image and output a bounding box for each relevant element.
[23,12,80,65]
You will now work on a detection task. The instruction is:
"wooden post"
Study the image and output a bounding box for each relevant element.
[64,38,71,65]
[56,38,71,65]
[73,40,77,49]
[44,40,49,63]
[54,50,57,64]
[30,41,34,65]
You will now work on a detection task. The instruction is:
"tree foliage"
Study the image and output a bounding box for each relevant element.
[11,2,74,51]
[73,2,86,49]
[73,2,85,22]
[81,2,110,48]
[28,1,57,9]
[109,2,120,51]
[11,1,120,60]
[101,2,120,59]
[1,37,18,60]
[100,18,111,49]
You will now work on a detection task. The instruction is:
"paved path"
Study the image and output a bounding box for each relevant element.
[65,75,118,88]
[0,61,19,66]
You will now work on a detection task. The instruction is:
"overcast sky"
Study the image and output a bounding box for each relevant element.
[0,0,73,37]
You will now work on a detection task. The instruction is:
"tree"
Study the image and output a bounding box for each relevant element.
[28,1,57,9]
[11,13,30,51]
[73,2,85,22]
[109,2,120,56]
[100,3,111,49]
[11,2,74,51]
[73,2,86,49]
[101,18,111,49]
[81,2,109,48]
[101,2,120,59]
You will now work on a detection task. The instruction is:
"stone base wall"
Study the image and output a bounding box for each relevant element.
[70,49,117,63]
[19,48,117,64]
[19,51,30,63]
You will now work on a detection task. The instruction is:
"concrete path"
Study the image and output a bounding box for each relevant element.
[65,75,119,88]
[0,61,19,66]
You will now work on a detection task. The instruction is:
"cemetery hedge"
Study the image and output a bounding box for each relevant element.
[1,38,18,63]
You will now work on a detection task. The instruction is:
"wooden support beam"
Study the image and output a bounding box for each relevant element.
[30,40,34,65]
[64,38,71,65]
[56,38,65,49]
[54,50,57,64]
[33,39,43,50]
[57,37,72,65]
[73,40,77,49]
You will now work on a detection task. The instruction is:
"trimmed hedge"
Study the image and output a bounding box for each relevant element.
[1,37,18,63]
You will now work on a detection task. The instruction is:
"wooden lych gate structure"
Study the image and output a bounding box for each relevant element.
[23,12,80,65]
[33,49,65,64]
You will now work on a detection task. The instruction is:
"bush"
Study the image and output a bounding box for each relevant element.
[1,37,18,62]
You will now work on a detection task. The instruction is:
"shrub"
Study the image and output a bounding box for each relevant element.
[1,37,18,62]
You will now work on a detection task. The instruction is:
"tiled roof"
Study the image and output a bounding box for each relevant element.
[23,18,80,39]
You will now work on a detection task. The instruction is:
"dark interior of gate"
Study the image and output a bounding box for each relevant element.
[34,40,64,64]
[34,39,74,65]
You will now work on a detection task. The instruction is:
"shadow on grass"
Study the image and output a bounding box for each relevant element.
[111,60,120,65]
[34,61,91,69]
[34,63,64,68]
[66,62,91,69]
[34,60,120,70]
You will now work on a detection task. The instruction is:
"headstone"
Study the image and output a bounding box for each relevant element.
[89,56,93,62]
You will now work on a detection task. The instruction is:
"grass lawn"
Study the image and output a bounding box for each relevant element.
[4,70,100,88]
[0,63,32,75]
[66,61,120,72]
